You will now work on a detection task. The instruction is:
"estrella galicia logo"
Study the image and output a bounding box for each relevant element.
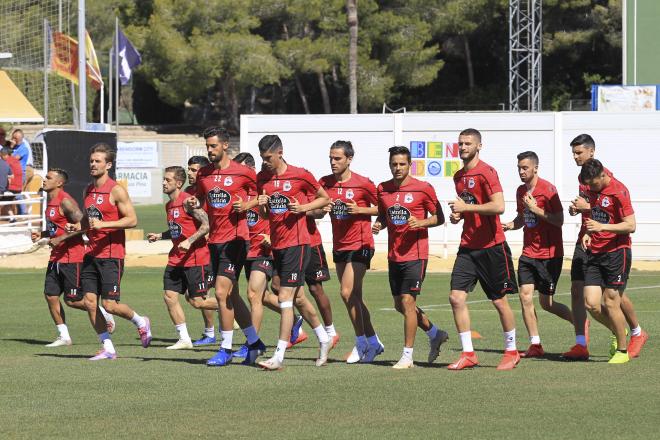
[168,221,183,239]
[246,209,259,227]
[459,191,477,205]
[331,199,349,220]
[268,192,290,214]
[208,187,231,208]
[87,205,103,220]
[591,207,610,224]
[523,208,538,228]
[46,220,57,237]
[388,203,411,225]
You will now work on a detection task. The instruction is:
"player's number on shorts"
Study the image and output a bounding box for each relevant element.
[362,249,370,257]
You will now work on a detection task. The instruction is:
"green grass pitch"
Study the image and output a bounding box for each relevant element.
[1,267,658,439]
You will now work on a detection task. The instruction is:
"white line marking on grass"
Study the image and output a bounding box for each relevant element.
[379,284,660,311]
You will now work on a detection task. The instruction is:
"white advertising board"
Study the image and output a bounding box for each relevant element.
[116,168,152,198]
[117,141,159,168]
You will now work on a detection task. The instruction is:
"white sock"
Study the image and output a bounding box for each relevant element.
[530,335,541,345]
[204,327,215,338]
[356,335,367,348]
[325,324,337,337]
[175,323,190,341]
[504,329,517,351]
[99,305,114,323]
[242,325,259,345]
[130,312,146,328]
[367,335,380,347]
[220,330,233,350]
[402,347,414,360]
[56,324,70,340]
[459,331,474,352]
[426,325,439,340]
[98,332,115,354]
[313,325,330,344]
[575,335,587,347]
[275,339,288,362]
[631,326,642,337]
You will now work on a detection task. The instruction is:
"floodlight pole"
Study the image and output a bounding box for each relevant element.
[77,0,87,128]
[43,19,49,126]
[508,0,542,111]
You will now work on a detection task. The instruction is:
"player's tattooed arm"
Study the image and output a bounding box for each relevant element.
[54,198,86,246]
[184,207,210,247]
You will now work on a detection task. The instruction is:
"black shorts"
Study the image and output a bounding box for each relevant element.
[388,260,427,296]
[333,247,375,269]
[81,255,124,300]
[450,243,518,300]
[584,248,632,291]
[517,255,562,295]
[245,258,274,281]
[305,244,331,285]
[163,265,213,297]
[570,244,588,282]
[209,240,248,282]
[44,261,84,301]
[273,245,310,288]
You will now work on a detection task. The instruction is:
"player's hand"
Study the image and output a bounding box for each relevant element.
[232,194,245,213]
[288,196,305,214]
[585,218,603,233]
[64,222,80,233]
[185,196,200,210]
[31,231,40,242]
[258,189,269,206]
[448,197,468,214]
[449,212,462,224]
[372,220,382,235]
[407,216,423,230]
[322,200,333,213]
[523,192,537,211]
[178,239,191,252]
[346,199,360,215]
[573,196,590,211]
[258,233,271,248]
[89,218,105,230]
[147,232,161,242]
[502,222,514,232]
[581,233,591,251]
[568,203,579,216]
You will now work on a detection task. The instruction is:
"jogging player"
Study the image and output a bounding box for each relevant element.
[447,128,520,371]
[563,134,647,360]
[256,135,332,370]
[75,143,152,360]
[186,127,266,366]
[372,146,448,369]
[580,159,640,363]
[319,140,384,363]
[147,166,216,349]
[503,151,573,357]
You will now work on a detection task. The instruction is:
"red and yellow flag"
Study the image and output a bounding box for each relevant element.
[50,31,103,90]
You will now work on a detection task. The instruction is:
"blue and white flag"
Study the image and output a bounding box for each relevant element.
[117,28,142,85]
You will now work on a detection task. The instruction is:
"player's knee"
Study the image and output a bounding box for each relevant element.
[449,290,465,308]
[45,295,59,305]
[163,293,178,307]
[82,295,97,311]
[339,287,352,302]
[101,300,119,314]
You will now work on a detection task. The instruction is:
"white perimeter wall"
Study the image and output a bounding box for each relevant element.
[241,112,660,259]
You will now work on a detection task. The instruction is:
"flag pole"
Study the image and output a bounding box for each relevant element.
[108,47,113,125]
[43,19,49,126]
[77,0,87,129]
[115,16,119,132]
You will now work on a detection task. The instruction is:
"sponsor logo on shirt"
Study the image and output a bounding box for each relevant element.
[388,203,411,225]
[459,191,477,205]
[46,219,57,237]
[208,187,231,208]
[269,193,290,214]
[87,205,103,220]
[591,206,610,224]
[168,221,183,239]
[246,209,259,227]
[331,199,350,220]
[523,208,538,228]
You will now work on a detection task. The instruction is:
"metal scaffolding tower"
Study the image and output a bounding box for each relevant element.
[509,0,542,111]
